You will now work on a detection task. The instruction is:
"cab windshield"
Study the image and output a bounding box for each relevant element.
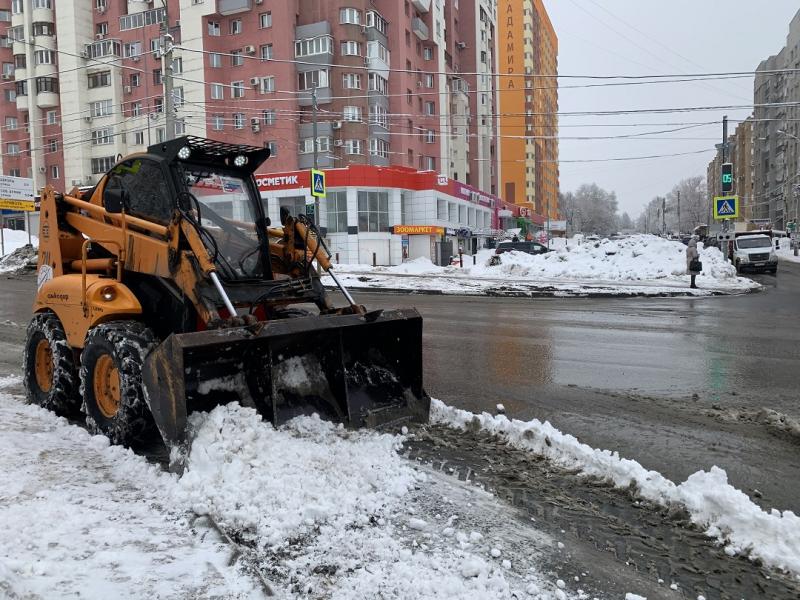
[183,168,266,281]
[737,237,771,249]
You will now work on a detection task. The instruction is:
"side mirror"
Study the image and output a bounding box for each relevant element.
[104,187,129,214]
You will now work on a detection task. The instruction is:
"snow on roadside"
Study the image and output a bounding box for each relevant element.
[431,399,800,576]
[0,390,260,600]
[0,229,37,258]
[0,384,577,600]
[324,235,757,296]
[777,238,800,264]
[177,404,570,599]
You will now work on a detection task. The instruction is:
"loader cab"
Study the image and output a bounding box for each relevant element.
[101,137,274,282]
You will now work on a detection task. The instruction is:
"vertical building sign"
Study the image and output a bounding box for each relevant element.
[498,0,526,205]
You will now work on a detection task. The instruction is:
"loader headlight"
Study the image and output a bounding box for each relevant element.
[233,155,248,167]
[177,146,192,160]
[100,286,116,302]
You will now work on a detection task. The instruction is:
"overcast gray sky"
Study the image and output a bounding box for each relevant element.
[542,0,800,217]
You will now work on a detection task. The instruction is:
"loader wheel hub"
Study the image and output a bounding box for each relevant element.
[34,339,54,393]
[94,355,121,418]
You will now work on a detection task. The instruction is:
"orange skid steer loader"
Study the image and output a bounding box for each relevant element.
[24,137,429,454]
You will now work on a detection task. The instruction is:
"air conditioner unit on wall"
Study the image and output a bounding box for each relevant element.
[334,140,344,146]
[250,77,260,85]
[244,45,256,55]
[38,166,46,173]
[331,121,342,129]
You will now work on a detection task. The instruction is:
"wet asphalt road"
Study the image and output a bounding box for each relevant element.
[2,264,799,515]
[354,262,800,514]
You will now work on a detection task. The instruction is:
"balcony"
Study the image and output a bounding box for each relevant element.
[412,17,429,41]
[218,0,251,15]
[411,0,431,13]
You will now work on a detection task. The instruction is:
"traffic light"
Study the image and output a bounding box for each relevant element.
[721,163,733,194]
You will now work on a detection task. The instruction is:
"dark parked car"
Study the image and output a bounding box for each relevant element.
[495,241,552,256]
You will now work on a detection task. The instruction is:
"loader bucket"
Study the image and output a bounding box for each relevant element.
[142,308,429,449]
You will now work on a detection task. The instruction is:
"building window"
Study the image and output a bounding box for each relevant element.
[260,44,273,61]
[209,52,222,67]
[295,36,333,58]
[342,105,362,122]
[130,101,142,117]
[259,76,275,93]
[297,69,329,90]
[90,99,113,117]
[423,47,433,60]
[210,83,224,100]
[233,113,245,129]
[46,110,57,125]
[153,69,162,85]
[259,12,272,28]
[130,73,140,87]
[229,19,242,35]
[344,139,362,155]
[342,73,361,89]
[357,191,389,232]
[326,191,348,233]
[88,71,111,88]
[123,41,142,58]
[134,130,145,145]
[425,101,435,115]
[368,73,388,94]
[96,22,108,36]
[50,165,59,179]
[91,156,115,174]
[34,50,56,65]
[340,41,361,56]
[262,109,275,125]
[267,141,277,156]
[367,41,390,65]
[7,143,19,156]
[150,38,161,54]
[231,81,245,98]
[32,22,54,37]
[437,199,448,220]
[369,105,387,128]
[340,8,361,25]
[424,130,435,143]
[4,116,17,130]
[300,137,331,154]
[366,10,388,35]
[369,138,389,158]
[91,127,114,145]
[208,21,220,36]
[212,114,224,130]
[425,74,434,88]
[458,204,466,223]
[35,77,59,94]
[230,50,243,66]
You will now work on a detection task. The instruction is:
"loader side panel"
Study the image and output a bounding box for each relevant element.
[34,275,142,348]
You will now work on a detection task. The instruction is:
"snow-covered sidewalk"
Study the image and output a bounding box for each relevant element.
[777,238,800,264]
[323,236,758,298]
[0,378,585,600]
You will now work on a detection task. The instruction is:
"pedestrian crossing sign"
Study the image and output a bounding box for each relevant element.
[311,169,326,199]
[713,195,739,220]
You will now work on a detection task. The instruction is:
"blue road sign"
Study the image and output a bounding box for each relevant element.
[311,169,326,198]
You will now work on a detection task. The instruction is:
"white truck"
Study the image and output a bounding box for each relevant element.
[732,234,778,274]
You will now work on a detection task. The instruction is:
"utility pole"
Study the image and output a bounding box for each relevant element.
[662,196,666,236]
[161,0,175,140]
[676,190,681,235]
[311,85,319,227]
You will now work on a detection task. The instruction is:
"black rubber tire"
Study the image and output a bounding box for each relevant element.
[23,312,79,415]
[80,321,157,445]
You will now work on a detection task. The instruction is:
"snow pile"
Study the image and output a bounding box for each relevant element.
[431,399,800,575]
[0,242,38,274]
[0,393,259,599]
[326,235,757,295]
[176,405,556,599]
[777,238,800,264]
[0,228,36,256]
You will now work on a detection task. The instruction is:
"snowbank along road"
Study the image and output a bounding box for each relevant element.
[1,267,799,599]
